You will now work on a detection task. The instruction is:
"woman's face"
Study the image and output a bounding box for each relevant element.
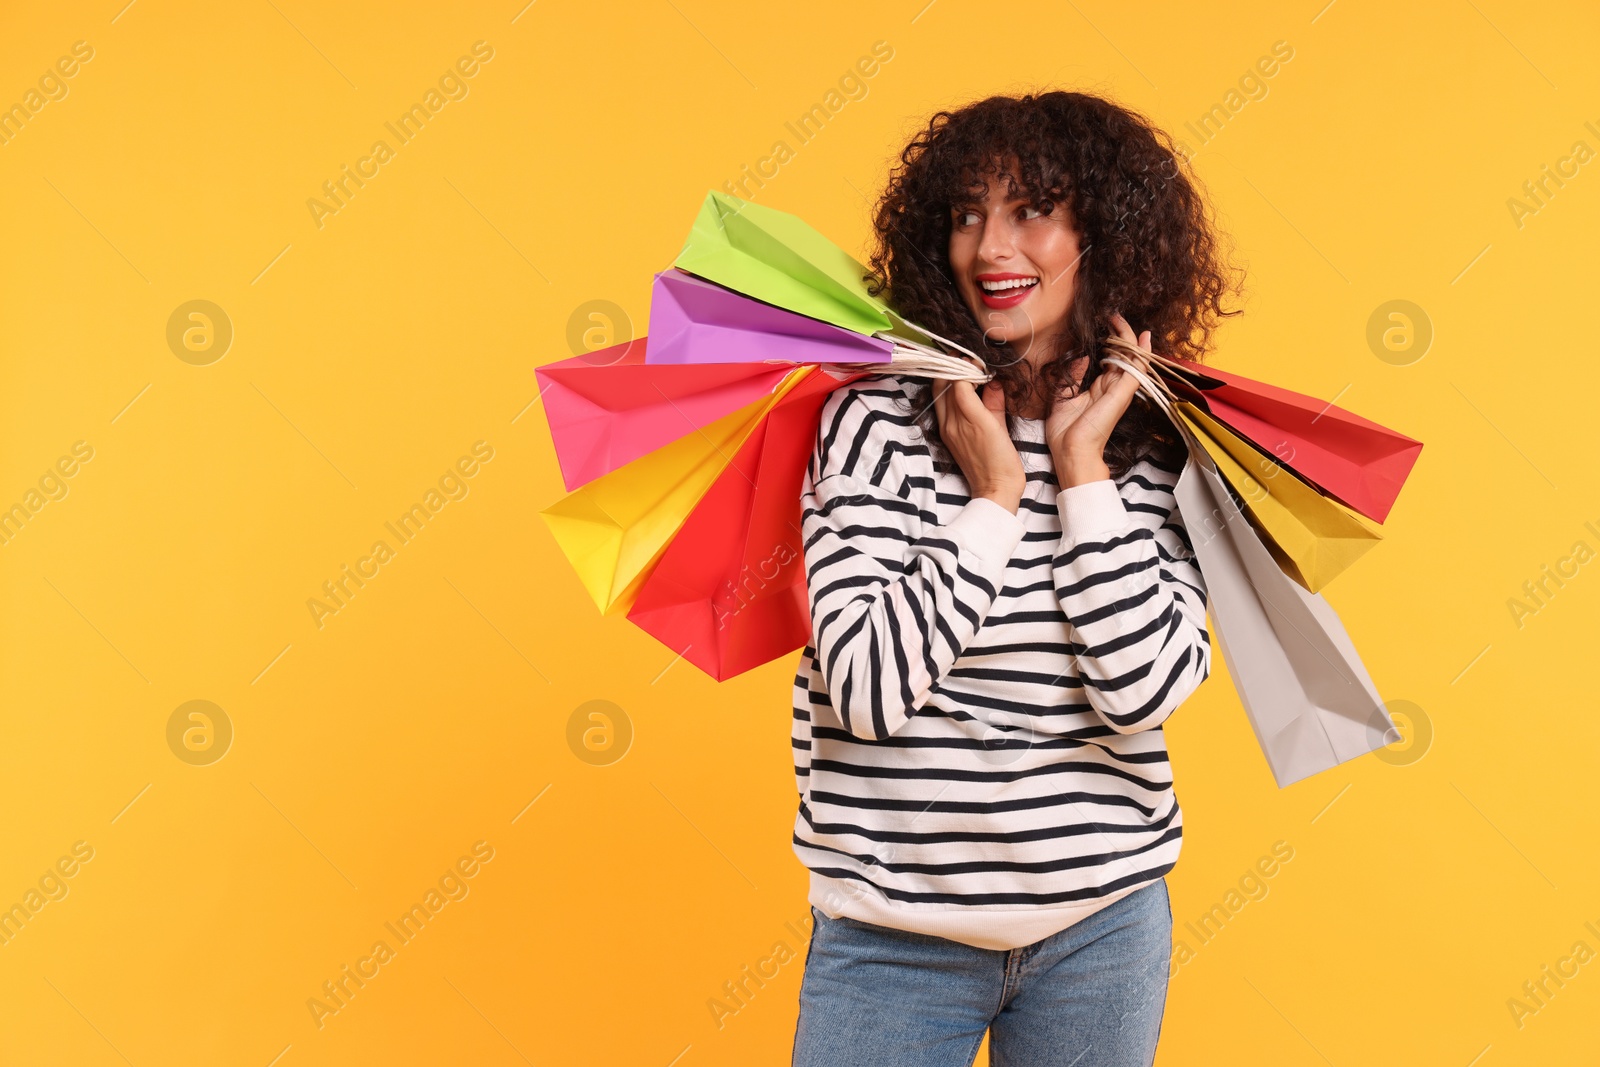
[947,172,1083,364]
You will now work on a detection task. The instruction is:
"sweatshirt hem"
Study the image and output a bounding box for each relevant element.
[806,870,1150,952]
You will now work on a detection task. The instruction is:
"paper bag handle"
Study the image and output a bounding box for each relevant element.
[1100,336,1197,453]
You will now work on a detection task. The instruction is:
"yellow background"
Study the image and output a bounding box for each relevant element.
[2,0,1596,1063]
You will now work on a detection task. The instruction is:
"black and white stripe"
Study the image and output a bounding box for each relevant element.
[791,375,1211,948]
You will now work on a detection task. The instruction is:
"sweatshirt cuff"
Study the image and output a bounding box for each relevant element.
[1056,479,1130,543]
[947,495,1026,565]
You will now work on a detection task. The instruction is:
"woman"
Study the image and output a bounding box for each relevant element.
[789,91,1242,1066]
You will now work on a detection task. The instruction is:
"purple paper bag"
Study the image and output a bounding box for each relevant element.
[646,269,893,366]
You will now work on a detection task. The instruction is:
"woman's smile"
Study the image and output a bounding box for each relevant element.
[976,271,1040,309]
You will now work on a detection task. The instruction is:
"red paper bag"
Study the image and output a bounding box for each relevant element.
[1157,356,1423,524]
[626,367,866,680]
[536,338,793,491]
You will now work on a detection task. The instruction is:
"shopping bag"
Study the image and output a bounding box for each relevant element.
[674,190,906,338]
[1174,399,1383,593]
[537,338,792,491]
[540,365,818,615]
[671,190,982,373]
[1107,353,1402,787]
[1176,450,1401,787]
[646,269,893,366]
[626,365,864,679]
[1152,353,1423,524]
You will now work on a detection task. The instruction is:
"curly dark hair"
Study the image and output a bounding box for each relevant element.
[867,90,1245,478]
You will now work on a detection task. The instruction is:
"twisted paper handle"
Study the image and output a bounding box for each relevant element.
[888,319,982,362]
[1103,333,1196,379]
[884,334,992,382]
[749,342,992,384]
[811,328,994,383]
[1100,334,1198,452]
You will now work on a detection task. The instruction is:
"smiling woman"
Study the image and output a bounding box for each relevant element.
[789,91,1245,1067]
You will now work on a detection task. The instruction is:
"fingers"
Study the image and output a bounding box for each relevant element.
[1108,314,1157,361]
[938,379,980,438]
[1112,361,1143,400]
[1107,316,1158,375]
[1109,310,1135,343]
[1054,315,1157,454]
[1107,313,1144,369]
[948,379,979,421]
[943,377,1017,453]
[933,378,951,432]
[980,380,1006,417]
[1113,349,1152,380]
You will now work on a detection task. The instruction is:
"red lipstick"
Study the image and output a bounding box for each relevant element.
[974,272,1039,309]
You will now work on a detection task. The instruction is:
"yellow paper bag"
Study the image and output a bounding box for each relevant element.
[1175,399,1381,593]
[541,364,817,615]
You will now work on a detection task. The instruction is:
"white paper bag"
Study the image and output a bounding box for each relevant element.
[1176,451,1400,787]
[1105,352,1402,788]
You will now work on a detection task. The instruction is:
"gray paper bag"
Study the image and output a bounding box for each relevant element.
[1175,435,1401,787]
[1104,351,1402,788]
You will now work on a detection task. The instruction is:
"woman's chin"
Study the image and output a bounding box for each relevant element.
[979,322,1034,348]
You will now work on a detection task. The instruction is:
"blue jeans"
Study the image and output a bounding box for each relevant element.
[792,878,1172,1067]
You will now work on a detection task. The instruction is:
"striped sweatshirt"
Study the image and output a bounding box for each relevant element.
[790,374,1212,951]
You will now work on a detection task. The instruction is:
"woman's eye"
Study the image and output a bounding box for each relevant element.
[955,210,980,227]
[1020,204,1044,220]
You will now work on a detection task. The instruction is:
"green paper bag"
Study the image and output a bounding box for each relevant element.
[673,190,911,339]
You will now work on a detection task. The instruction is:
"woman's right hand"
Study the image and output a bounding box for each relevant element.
[933,379,1025,513]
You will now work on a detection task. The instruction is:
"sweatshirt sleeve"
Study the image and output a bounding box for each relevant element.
[1052,462,1211,734]
[802,384,1026,741]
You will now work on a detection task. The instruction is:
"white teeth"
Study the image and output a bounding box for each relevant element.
[980,277,1039,292]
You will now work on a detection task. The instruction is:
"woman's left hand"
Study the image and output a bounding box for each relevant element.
[1045,311,1155,486]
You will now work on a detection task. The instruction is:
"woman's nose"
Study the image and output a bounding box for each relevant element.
[978,217,1016,264]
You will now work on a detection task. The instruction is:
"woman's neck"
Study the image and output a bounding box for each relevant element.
[1012,393,1048,420]
[1007,346,1087,420]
